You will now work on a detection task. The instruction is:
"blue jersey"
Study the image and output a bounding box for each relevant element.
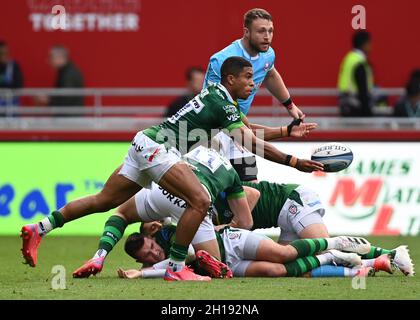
[203,39,275,115]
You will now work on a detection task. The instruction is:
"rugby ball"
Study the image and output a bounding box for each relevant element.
[311,143,353,172]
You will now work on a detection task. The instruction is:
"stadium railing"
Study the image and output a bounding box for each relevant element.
[1,87,418,139]
[0,87,405,118]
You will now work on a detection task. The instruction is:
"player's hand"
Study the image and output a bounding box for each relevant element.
[287,117,318,138]
[117,268,142,279]
[295,159,324,172]
[287,103,305,120]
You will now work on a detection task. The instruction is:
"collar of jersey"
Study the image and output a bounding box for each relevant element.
[216,83,236,104]
[237,39,260,61]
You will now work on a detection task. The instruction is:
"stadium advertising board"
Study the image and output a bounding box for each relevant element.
[258,142,420,237]
[1,142,419,236]
[0,142,137,235]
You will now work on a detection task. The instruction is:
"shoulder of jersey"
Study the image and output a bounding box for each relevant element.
[206,84,230,102]
[211,41,242,61]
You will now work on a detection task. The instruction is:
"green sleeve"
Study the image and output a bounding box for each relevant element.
[225,172,245,200]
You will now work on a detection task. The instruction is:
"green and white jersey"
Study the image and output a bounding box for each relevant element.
[184,146,245,202]
[213,181,302,229]
[143,83,245,155]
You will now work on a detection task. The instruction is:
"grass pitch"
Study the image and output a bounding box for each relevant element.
[0,236,419,300]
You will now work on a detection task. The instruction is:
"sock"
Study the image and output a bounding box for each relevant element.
[361,258,376,268]
[289,238,328,257]
[98,215,128,253]
[37,217,53,237]
[93,249,108,259]
[284,256,320,277]
[344,267,360,277]
[311,265,346,277]
[360,246,394,259]
[37,211,65,236]
[168,243,189,272]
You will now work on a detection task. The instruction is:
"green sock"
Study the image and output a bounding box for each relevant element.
[285,256,321,277]
[361,246,395,259]
[169,242,189,262]
[290,238,328,257]
[98,215,128,253]
[47,211,65,228]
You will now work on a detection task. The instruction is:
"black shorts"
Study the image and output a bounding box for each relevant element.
[230,155,258,182]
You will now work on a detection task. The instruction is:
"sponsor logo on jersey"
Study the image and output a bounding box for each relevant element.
[227,114,240,122]
[131,138,144,152]
[288,204,300,215]
[307,200,322,207]
[264,62,270,71]
[223,105,237,114]
[228,232,242,240]
[158,187,187,208]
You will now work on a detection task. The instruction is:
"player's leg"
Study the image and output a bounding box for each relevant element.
[191,215,221,260]
[236,256,363,278]
[157,162,212,280]
[242,186,260,212]
[243,261,286,277]
[256,236,370,264]
[72,196,142,278]
[298,223,329,239]
[288,188,413,275]
[21,165,142,267]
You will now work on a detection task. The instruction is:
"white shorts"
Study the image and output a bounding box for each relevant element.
[277,186,326,243]
[134,182,215,245]
[119,131,182,188]
[220,228,269,277]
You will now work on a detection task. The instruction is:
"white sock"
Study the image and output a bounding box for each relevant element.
[316,252,333,265]
[325,237,338,250]
[93,249,108,259]
[168,259,185,272]
[38,217,53,237]
[361,258,376,268]
[343,267,359,277]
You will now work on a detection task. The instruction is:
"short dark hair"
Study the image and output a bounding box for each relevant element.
[406,79,420,97]
[352,30,371,49]
[221,56,252,82]
[186,66,204,81]
[124,232,145,260]
[0,41,7,48]
[244,8,272,28]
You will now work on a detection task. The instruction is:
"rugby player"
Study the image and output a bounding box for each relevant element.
[212,181,415,276]
[21,57,323,281]
[117,224,374,280]
[204,8,306,181]
[72,146,259,278]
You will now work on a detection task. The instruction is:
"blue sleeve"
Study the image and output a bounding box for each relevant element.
[268,47,276,71]
[203,56,223,89]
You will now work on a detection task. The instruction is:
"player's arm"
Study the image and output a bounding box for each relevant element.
[241,113,317,140]
[224,178,255,230]
[264,67,304,119]
[229,125,324,172]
